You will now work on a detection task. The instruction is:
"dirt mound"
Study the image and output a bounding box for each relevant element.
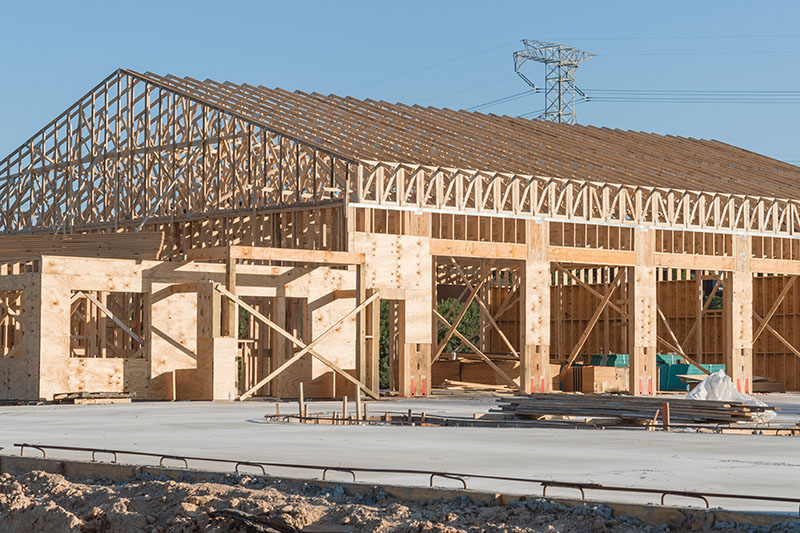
[0,470,792,532]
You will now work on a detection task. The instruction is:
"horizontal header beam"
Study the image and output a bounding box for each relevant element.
[187,245,365,265]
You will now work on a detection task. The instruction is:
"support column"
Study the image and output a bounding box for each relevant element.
[521,220,551,393]
[628,228,657,395]
[724,234,753,393]
[355,264,367,385]
[224,254,237,337]
[400,290,432,396]
[196,281,238,401]
[365,288,381,393]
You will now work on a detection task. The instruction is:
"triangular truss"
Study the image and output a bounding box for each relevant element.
[0,69,353,235]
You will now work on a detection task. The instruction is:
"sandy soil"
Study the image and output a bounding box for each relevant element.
[1,470,798,533]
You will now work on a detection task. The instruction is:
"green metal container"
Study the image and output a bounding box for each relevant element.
[659,363,726,391]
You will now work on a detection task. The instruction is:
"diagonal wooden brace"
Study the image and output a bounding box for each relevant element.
[76,291,144,345]
[753,276,796,345]
[559,271,624,380]
[656,306,710,376]
[434,310,525,393]
[450,259,519,359]
[213,283,380,401]
[432,260,496,363]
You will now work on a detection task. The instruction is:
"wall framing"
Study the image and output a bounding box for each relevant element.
[2,68,800,399]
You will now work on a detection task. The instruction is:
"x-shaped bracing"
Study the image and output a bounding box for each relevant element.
[213,283,380,401]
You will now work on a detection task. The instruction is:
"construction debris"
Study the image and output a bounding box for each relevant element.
[51,392,132,405]
[0,469,759,533]
[494,394,776,425]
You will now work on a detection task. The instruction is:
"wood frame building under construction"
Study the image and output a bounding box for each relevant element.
[2,68,800,401]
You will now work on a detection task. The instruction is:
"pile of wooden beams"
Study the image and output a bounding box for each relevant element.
[440,379,516,393]
[52,392,132,405]
[494,394,774,425]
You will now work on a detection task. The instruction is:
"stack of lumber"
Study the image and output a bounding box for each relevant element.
[441,379,515,393]
[52,391,132,405]
[494,394,774,425]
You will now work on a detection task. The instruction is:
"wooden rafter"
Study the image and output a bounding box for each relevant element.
[2,69,800,238]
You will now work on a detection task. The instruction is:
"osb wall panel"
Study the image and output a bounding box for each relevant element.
[353,232,432,292]
[149,286,198,400]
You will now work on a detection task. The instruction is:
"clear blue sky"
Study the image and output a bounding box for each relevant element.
[1,1,799,164]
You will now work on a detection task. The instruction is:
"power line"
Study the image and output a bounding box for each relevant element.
[465,90,537,112]
[416,75,517,104]
[580,88,800,104]
[586,89,800,95]
[588,97,800,104]
[604,49,800,57]
[341,40,518,93]
[547,33,800,42]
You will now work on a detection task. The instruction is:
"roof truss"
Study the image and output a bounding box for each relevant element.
[0,69,354,234]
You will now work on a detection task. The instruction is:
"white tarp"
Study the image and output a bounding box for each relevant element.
[686,370,776,423]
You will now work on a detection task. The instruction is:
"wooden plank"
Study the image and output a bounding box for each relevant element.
[430,239,526,260]
[450,259,518,359]
[754,310,800,361]
[548,246,635,266]
[187,245,364,265]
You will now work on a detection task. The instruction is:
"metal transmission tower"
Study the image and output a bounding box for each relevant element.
[513,40,595,124]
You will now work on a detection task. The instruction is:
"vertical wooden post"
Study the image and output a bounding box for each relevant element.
[224,252,237,338]
[662,401,670,431]
[724,234,754,393]
[355,264,367,385]
[272,292,286,398]
[197,282,238,401]
[355,386,362,421]
[521,220,551,393]
[628,228,658,395]
[367,289,381,393]
[298,382,305,421]
[99,291,107,358]
[342,395,348,421]
[696,273,704,364]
